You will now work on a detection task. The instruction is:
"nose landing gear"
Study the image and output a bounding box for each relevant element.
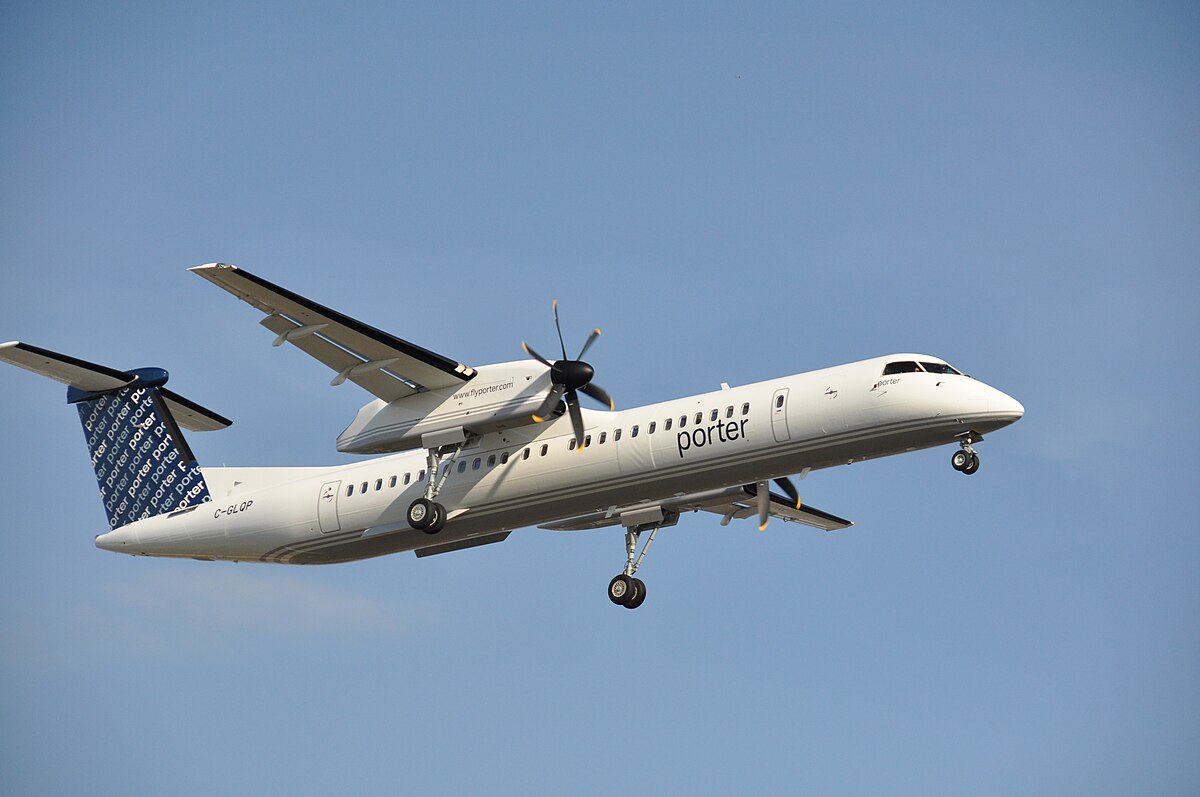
[951,432,981,475]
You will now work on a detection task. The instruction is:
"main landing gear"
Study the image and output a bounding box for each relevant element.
[608,524,660,609]
[951,432,981,475]
[407,442,467,535]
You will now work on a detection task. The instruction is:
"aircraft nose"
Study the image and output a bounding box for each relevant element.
[990,388,1024,421]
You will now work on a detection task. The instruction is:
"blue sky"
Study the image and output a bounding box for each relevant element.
[1,2,1197,794]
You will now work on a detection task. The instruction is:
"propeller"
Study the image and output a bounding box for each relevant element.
[751,476,802,530]
[523,299,615,451]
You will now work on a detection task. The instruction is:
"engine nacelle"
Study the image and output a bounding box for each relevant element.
[336,361,554,454]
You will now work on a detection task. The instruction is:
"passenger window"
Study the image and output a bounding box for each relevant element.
[541,444,548,456]
[360,482,368,494]
[710,409,718,422]
[499,453,507,465]
[345,485,353,497]
[569,439,576,451]
[389,475,397,488]
[418,469,426,482]
[679,415,687,428]
[776,395,785,409]
[457,461,466,473]
[726,406,734,418]
[472,458,481,470]
[741,403,750,415]
[599,432,607,444]
[375,479,383,491]
[615,429,622,441]
[404,473,411,485]
[487,455,496,467]
[694,412,702,425]
[648,422,656,434]
[664,418,672,431]
[883,361,922,374]
[585,435,592,448]
[523,448,531,460]
[631,425,639,438]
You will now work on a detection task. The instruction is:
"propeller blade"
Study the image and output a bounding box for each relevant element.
[552,298,567,360]
[579,381,614,411]
[773,476,801,509]
[522,341,553,368]
[531,383,566,422]
[566,389,586,451]
[577,328,601,360]
[756,481,770,530]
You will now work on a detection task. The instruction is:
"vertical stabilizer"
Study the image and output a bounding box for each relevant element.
[0,342,231,530]
[71,370,212,529]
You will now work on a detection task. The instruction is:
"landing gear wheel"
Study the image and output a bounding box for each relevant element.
[951,450,970,472]
[423,502,447,534]
[608,574,636,606]
[407,498,434,530]
[624,578,647,609]
[962,453,980,475]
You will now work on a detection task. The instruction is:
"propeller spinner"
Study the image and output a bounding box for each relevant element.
[523,299,614,451]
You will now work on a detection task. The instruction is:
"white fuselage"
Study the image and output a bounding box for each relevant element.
[94,354,1023,564]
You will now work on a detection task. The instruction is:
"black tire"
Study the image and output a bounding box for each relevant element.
[407,498,434,530]
[423,502,446,534]
[962,453,980,475]
[625,578,647,609]
[608,574,635,605]
[951,450,970,472]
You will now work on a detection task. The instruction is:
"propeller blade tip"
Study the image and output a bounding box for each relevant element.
[758,522,769,531]
[532,414,544,423]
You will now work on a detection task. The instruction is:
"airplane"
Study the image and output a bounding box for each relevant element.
[0,263,1024,608]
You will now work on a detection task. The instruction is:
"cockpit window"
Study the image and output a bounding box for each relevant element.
[883,361,923,374]
[920,362,962,375]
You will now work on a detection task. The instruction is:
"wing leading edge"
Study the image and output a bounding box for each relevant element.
[191,263,476,402]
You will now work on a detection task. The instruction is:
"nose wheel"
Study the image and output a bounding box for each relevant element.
[951,433,981,475]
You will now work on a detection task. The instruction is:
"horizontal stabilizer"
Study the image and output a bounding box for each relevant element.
[0,341,231,431]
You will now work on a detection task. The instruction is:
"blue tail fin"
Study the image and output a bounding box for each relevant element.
[71,369,212,529]
[0,342,230,530]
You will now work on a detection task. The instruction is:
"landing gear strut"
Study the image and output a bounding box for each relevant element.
[951,432,981,475]
[407,441,467,534]
[608,525,659,609]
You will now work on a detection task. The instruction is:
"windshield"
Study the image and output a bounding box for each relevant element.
[920,362,962,375]
[882,361,922,374]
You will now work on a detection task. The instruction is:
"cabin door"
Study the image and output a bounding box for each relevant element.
[317,480,341,534]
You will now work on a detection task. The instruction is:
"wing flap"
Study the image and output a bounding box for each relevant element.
[539,485,853,532]
[259,314,420,402]
[191,263,477,400]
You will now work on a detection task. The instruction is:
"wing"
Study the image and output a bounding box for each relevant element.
[191,263,476,402]
[539,485,853,532]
